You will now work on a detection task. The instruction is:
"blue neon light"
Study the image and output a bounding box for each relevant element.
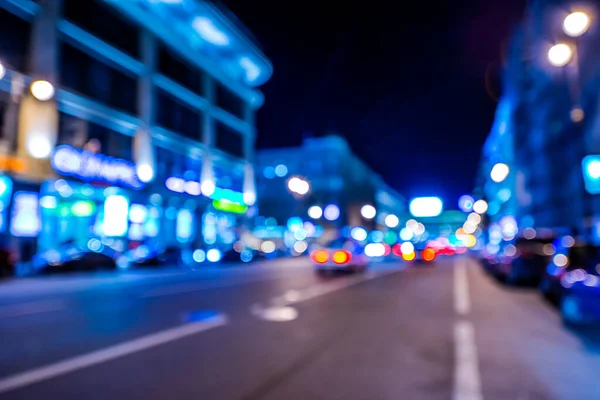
[10,192,41,237]
[582,155,600,194]
[51,145,145,190]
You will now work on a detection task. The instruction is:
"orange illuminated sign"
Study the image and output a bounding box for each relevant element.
[0,155,27,174]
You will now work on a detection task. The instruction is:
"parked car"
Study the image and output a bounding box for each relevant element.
[126,245,184,268]
[539,239,600,307]
[33,246,118,274]
[0,247,15,278]
[505,237,555,286]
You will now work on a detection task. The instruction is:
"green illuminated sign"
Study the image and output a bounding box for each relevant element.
[212,199,247,214]
[71,200,96,217]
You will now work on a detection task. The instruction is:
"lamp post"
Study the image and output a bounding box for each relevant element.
[547,11,592,122]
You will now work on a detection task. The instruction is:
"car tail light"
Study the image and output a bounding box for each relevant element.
[422,248,436,262]
[332,250,351,264]
[311,250,330,264]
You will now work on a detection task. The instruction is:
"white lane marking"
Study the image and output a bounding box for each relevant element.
[453,320,483,400]
[251,268,400,319]
[0,313,227,394]
[140,274,289,298]
[0,300,67,320]
[454,258,471,315]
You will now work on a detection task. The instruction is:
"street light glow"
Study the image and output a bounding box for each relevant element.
[409,197,443,217]
[30,80,55,101]
[473,200,488,214]
[490,163,510,183]
[308,205,323,219]
[563,11,591,37]
[0,63,5,80]
[385,214,399,228]
[361,204,376,219]
[323,204,340,221]
[287,176,310,195]
[548,43,573,67]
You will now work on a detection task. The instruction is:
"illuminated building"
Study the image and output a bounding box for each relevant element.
[477,1,600,241]
[255,135,406,239]
[0,0,271,266]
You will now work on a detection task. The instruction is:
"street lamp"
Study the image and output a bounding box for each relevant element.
[30,80,55,101]
[548,43,573,67]
[473,199,488,214]
[287,176,310,196]
[490,163,510,183]
[360,204,376,220]
[385,214,399,228]
[563,11,591,37]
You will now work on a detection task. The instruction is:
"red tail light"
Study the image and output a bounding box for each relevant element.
[422,248,436,262]
[311,250,330,264]
[332,250,352,264]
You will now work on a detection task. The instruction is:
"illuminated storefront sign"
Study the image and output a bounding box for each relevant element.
[10,191,41,237]
[212,199,247,214]
[51,145,145,190]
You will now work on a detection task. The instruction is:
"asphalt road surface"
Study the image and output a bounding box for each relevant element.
[1,256,600,399]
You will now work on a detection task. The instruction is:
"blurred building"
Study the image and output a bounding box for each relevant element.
[255,135,407,245]
[477,0,600,243]
[0,0,272,265]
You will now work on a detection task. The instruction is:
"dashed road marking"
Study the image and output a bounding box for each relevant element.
[453,320,483,400]
[454,258,471,315]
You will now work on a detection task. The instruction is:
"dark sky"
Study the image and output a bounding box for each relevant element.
[222,0,526,205]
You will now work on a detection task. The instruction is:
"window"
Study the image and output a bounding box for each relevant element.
[57,113,132,160]
[60,42,138,114]
[63,0,140,58]
[87,121,132,160]
[215,122,244,158]
[157,43,204,96]
[216,83,244,119]
[0,10,31,71]
[156,89,201,140]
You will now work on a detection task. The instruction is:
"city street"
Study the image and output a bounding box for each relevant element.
[0,257,599,399]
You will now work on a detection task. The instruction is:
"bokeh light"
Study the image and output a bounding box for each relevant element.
[563,11,591,37]
[548,43,573,67]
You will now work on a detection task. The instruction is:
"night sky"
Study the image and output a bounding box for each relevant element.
[222,0,526,206]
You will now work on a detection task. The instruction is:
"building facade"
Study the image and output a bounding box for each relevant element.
[0,0,272,267]
[477,0,600,243]
[255,135,407,248]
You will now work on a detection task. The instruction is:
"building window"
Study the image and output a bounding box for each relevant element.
[156,89,201,140]
[215,122,244,159]
[87,121,132,160]
[157,43,204,96]
[0,10,31,71]
[216,83,244,119]
[63,0,140,58]
[60,42,138,115]
[57,113,132,160]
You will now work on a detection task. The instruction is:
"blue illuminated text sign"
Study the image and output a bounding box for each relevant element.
[51,145,144,189]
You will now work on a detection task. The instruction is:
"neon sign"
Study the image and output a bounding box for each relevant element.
[51,145,144,189]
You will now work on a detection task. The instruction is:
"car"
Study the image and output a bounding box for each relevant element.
[33,246,118,274]
[310,246,368,273]
[0,247,15,278]
[121,245,185,269]
[539,239,600,306]
[505,237,555,286]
